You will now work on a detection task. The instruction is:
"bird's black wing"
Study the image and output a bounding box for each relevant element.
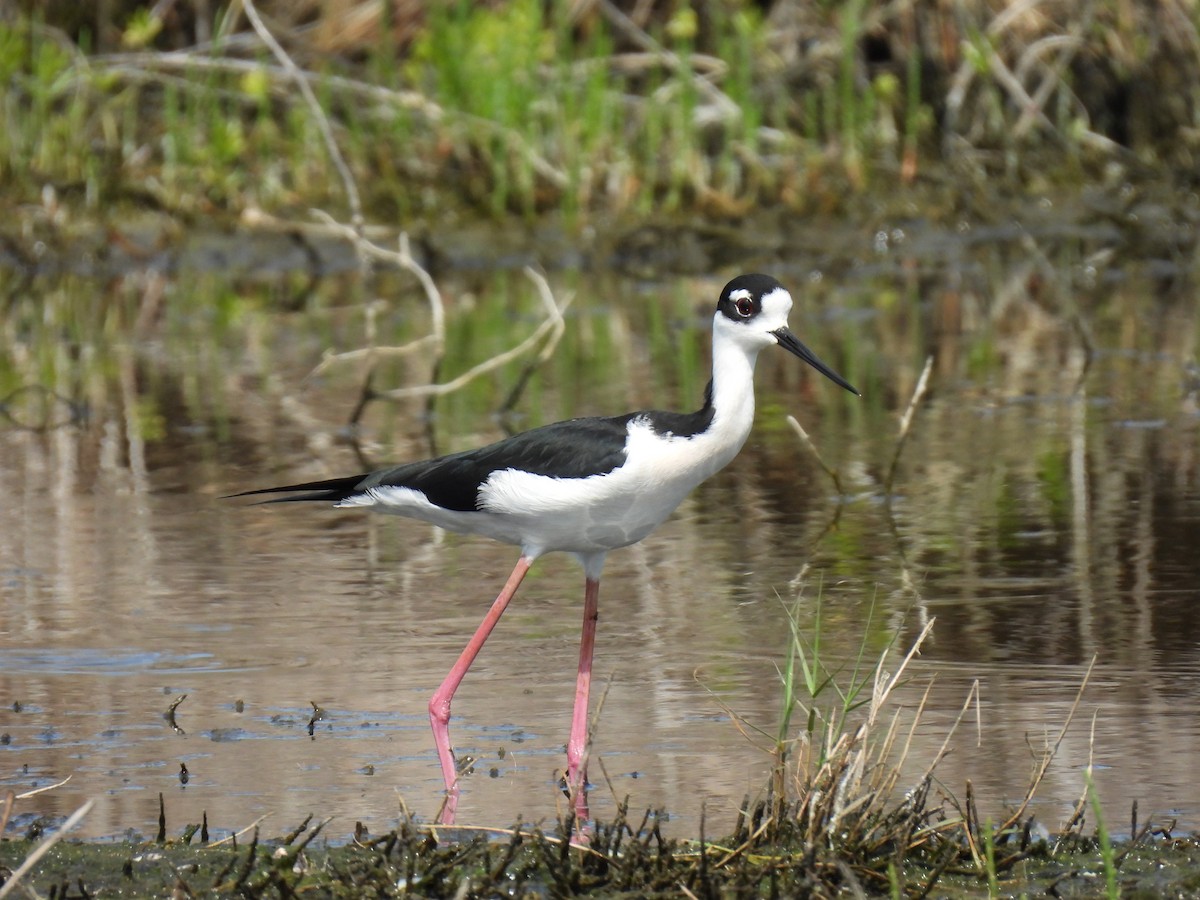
[231,413,638,512]
[361,413,639,511]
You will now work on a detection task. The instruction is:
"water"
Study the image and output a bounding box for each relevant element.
[2,223,1199,841]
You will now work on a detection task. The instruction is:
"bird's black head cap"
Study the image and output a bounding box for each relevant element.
[716,273,785,323]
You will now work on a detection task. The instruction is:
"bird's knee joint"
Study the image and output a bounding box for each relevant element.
[429,695,451,726]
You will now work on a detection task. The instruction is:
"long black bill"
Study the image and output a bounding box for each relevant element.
[772,327,860,397]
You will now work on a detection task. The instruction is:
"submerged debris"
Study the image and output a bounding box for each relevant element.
[163,694,187,735]
[306,701,326,737]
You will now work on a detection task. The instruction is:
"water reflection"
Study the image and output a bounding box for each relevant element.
[1,236,1199,841]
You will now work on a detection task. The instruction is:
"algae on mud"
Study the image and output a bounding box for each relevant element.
[4,811,1200,898]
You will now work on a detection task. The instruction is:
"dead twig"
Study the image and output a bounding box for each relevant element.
[884,355,933,493]
[497,267,571,415]
[376,272,569,404]
[998,655,1096,834]
[306,229,452,434]
[208,814,273,848]
[15,776,72,800]
[786,415,843,495]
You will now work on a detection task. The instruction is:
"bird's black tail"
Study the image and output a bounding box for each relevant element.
[225,474,368,504]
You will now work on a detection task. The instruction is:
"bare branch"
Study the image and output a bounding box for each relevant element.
[15,776,72,800]
[999,654,1096,833]
[497,267,571,414]
[884,355,933,493]
[377,278,570,402]
[786,415,843,495]
[207,813,273,847]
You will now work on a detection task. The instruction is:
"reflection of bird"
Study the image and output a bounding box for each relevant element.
[234,273,859,823]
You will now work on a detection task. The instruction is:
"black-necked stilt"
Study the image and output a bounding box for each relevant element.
[234,273,859,823]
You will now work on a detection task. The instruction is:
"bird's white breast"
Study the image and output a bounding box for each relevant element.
[478,409,753,556]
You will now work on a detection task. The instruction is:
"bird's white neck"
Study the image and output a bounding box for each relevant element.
[696,316,763,475]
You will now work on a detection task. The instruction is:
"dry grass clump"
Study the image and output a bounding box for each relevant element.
[687,595,1104,896]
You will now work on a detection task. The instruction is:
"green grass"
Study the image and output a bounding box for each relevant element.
[1086,769,1120,900]
[11,1,1195,226]
[773,586,882,774]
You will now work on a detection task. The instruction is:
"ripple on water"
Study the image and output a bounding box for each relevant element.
[0,648,265,676]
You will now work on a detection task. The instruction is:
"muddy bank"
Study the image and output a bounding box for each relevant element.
[3,180,1197,284]
[3,816,1200,898]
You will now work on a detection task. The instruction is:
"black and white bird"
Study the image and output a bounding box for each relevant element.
[234,273,859,823]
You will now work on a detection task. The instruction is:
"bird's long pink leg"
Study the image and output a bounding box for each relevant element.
[429,555,532,812]
[566,576,600,821]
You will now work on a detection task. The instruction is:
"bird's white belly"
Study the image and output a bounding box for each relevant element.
[480,468,696,554]
[478,421,746,555]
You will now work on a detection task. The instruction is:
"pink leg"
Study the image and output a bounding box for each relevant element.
[429,555,532,807]
[566,576,599,820]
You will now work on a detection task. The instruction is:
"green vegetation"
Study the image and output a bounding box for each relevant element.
[1,1,1198,229]
[765,588,887,816]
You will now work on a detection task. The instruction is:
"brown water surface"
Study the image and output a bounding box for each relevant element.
[2,221,1199,841]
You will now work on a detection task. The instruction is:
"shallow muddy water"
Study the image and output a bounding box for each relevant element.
[2,215,1199,842]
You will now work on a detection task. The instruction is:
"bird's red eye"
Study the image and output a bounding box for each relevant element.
[735,297,754,317]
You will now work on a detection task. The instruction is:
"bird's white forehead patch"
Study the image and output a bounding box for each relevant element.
[729,288,753,303]
[760,286,793,321]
